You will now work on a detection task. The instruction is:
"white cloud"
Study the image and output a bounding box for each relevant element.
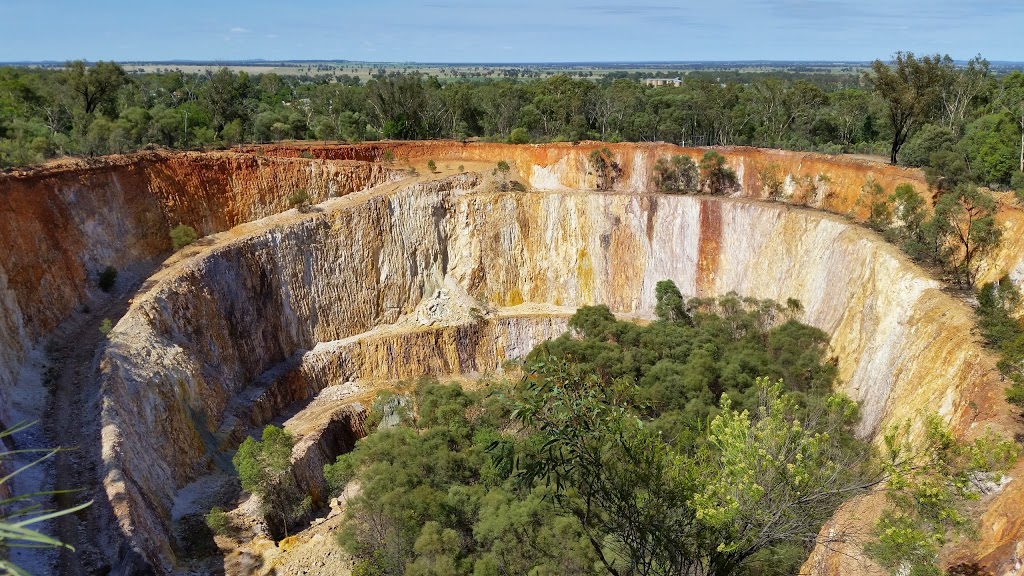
[229,27,250,34]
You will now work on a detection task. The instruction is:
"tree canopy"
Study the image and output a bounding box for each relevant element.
[2,57,1021,197]
[322,291,1017,576]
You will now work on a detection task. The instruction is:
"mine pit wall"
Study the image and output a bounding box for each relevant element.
[263,140,1024,290]
[283,316,570,508]
[0,142,1017,572]
[215,316,570,453]
[0,153,399,426]
[289,406,367,509]
[100,176,1010,571]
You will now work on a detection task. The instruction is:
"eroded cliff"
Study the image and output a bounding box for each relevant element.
[0,142,1021,575]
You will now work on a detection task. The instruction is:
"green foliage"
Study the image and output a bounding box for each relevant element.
[507,127,530,144]
[427,159,437,173]
[495,160,510,174]
[205,506,231,536]
[63,60,129,116]
[97,265,118,292]
[588,148,621,190]
[567,304,617,339]
[287,187,310,209]
[328,289,1017,576]
[331,381,591,576]
[758,163,785,199]
[866,52,955,164]
[930,185,1001,288]
[1012,171,1024,200]
[654,279,690,323]
[235,425,293,494]
[863,177,892,232]
[699,150,738,195]
[654,155,699,193]
[513,363,866,575]
[882,181,1001,289]
[976,278,1024,406]
[233,425,306,539]
[899,124,956,168]
[0,422,92,576]
[884,183,928,257]
[170,224,198,251]
[960,113,1020,187]
[99,318,113,336]
[513,360,700,575]
[0,56,1017,173]
[692,380,864,563]
[867,416,1019,574]
[529,293,834,423]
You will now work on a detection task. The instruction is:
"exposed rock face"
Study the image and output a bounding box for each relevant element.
[0,142,1021,574]
[0,154,398,426]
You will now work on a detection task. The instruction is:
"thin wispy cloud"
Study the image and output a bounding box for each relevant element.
[584,4,687,15]
[0,0,1021,62]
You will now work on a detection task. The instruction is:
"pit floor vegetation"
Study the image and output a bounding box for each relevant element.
[315,284,1017,576]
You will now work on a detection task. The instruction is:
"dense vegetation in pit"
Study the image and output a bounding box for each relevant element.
[272,286,1017,576]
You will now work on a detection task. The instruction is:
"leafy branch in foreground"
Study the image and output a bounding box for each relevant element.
[867,416,1019,575]
[510,363,872,576]
[0,421,92,576]
[511,361,1018,576]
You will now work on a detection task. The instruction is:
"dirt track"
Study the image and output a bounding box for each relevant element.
[44,263,157,575]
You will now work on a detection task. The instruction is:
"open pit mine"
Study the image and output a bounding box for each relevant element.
[2,141,1024,575]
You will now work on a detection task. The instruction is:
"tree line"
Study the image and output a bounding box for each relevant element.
[1,54,1022,194]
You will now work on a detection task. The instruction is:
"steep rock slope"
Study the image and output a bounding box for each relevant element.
[102,176,1013,572]
[0,143,1020,574]
[0,154,398,424]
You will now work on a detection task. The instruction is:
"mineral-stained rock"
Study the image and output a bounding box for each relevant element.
[1,143,1022,574]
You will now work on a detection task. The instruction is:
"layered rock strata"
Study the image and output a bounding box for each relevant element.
[102,178,1011,572]
[0,143,1021,574]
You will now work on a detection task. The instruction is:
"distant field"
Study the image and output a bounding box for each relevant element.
[117,60,873,81]
[13,60,1022,82]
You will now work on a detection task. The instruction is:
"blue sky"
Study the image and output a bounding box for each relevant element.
[1,0,1022,63]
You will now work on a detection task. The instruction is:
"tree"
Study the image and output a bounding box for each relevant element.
[699,151,738,195]
[863,178,892,232]
[867,53,954,164]
[62,60,128,116]
[654,279,690,323]
[866,416,1018,575]
[170,224,198,251]
[653,155,699,193]
[692,380,868,575]
[513,360,703,576]
[931,185,1001,288]
[1000,71,1024,175]
[512,367,872,576]
[940,55,990,135]
[233,425,308,539]
[885,184,928,259]
[202,68,253,134]
[960,113,1020,187]
[588,147,620,190]
[898,124,956,168]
